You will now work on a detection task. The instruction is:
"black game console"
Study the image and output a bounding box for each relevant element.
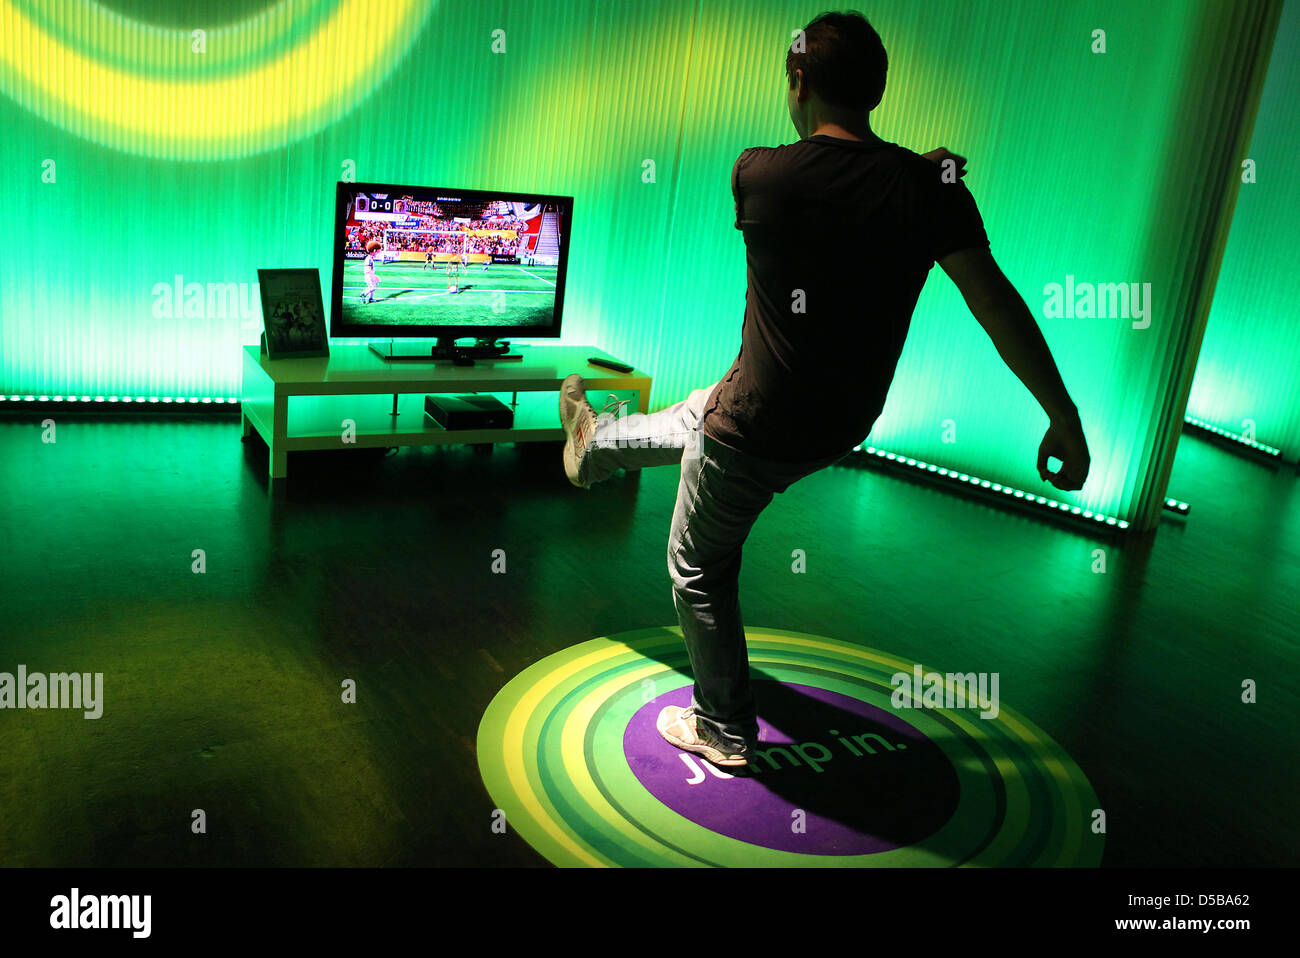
[424,394,514,430]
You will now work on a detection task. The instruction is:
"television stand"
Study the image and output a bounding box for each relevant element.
[240,343,650,480]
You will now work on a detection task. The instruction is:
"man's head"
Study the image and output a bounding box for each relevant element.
[786,11,888,138]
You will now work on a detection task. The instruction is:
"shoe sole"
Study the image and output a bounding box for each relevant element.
[561,425,584,487]
[559,377,591,488]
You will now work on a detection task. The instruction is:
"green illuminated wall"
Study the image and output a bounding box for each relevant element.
[0,0,1284,527]
[1187,0,1300,464]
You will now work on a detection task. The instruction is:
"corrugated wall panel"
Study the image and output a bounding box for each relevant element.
[1187,0,1300,462]
[0,0,1286,526]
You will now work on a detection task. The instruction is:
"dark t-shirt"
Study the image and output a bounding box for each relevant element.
[698,135,990,462]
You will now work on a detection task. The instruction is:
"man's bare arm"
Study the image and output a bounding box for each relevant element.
[938,246,1090,490]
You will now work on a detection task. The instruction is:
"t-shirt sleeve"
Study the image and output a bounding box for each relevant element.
[925,169,990,262]
[731,150,746,229]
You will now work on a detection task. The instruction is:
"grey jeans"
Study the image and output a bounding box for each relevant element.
[585,384,848,749]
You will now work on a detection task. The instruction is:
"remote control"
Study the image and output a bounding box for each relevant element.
[588,357,634,373]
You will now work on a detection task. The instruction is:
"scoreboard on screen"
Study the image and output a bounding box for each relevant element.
[354,194,410,219]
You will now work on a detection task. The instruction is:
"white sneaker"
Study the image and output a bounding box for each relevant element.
[656,706,753,767]
[559,374,598,488]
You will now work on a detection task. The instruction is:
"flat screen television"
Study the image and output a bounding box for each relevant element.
[330,181,573,355]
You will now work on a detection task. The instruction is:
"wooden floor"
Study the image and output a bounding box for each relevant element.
[0,412,1295,867]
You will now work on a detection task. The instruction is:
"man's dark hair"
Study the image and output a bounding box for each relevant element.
[786,11,888,111]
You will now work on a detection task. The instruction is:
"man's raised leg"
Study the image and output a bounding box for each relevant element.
[559,374,715,487]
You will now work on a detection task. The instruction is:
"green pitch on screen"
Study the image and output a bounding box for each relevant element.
[341,262,559,328]
[0,0,1287,525]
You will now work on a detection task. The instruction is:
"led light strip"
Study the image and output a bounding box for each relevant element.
[3,395,237,404]
[850,444,1130,529]
[1183,415,1281,458]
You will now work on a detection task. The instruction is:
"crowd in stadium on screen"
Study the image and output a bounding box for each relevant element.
[345,220,529,257]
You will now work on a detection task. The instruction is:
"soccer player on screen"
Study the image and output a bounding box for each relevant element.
[361,240,381,303]
[558,12,1090,769]
[446,236,463,294]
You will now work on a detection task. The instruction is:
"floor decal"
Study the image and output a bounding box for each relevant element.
[477,627,1103,867]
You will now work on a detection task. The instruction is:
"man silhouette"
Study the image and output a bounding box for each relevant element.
[559,11,1089,767]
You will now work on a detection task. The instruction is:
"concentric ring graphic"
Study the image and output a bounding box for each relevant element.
[0,0,434,160]
[477,627,1104,867]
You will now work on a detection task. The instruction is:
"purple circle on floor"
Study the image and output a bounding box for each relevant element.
[623,682,960,855]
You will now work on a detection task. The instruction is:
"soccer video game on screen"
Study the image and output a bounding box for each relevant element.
[336,185,570,330]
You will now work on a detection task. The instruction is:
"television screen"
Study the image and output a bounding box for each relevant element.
[330,181,572,341]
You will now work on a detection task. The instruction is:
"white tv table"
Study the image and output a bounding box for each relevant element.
[240,343,651,479]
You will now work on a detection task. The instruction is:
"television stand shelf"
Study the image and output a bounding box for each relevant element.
[239,343,651,479]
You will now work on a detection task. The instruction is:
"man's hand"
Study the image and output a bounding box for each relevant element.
[922,147,967,179]
[1037,417,1090,491]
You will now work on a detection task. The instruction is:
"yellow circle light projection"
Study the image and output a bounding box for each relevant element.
[0,0,434,160]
